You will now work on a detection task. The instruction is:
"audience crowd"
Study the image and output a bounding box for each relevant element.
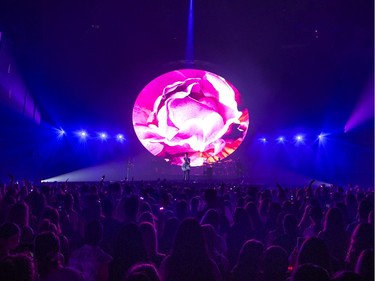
[0,177,373,281]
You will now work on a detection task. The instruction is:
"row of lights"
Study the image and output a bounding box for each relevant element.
[56,128,126,143]
[257,133,328,145]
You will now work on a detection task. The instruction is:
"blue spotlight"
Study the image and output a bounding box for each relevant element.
[186,0,194,62]
[259,137,267,144]
[294,134,304,144]
[116,134,125,143]
[98,132,108,141]
[317,133,326,140]
[317,132,329,144]
[77,130,88,141]
[56,128,66,139]
[276,136,285,144]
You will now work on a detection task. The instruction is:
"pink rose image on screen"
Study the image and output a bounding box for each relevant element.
[132,69,249,167]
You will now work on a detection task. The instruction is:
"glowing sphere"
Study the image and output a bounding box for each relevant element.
[132,69,249,167]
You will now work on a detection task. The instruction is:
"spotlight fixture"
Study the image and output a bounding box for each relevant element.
[116,134,125,142]
[99,132,108,140]
[276,136,285,143]
[259,137,267,143]
[56,128,66,138]
[317,132,329,144]
[77,130,88,141]
[318,133,326,140]
[294,134,304,144]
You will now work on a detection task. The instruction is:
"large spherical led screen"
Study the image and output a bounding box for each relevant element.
[132,69,249,167]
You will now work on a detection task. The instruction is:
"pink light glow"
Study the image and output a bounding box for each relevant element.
[132,69,249,167]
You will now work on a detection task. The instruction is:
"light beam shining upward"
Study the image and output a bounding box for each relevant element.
[186,0,194,63]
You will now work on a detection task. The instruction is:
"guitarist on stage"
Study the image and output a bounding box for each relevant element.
[182,153,191,181]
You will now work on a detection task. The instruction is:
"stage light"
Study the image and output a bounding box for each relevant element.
[317,132,329,144]
[276,136,285,143]
[259,137,267,144]
[294,134,304,144]
[77,130,88,141]
[56,128,66,139]
[99,132,108,141]
[116,134,125,142]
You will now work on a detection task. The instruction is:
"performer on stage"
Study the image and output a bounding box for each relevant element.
[182,153,191,181]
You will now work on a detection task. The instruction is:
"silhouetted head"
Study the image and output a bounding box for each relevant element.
[283,213,298,235]
[233,207,250,227]
[309,206,323,224]
[190,196,200,213]
[201,224,216,254]
[204,189,217,207]
[0,222,20,252]
[159,217,179,255]
[123,196,140,221]
[7,202,29,227]
[101,198,114,217]
[268,202,282,219]
[0,253,36,281]
[324,207,344,231]
[263,246,288,279]
[37,219,57,234]
[139,211,155,225]
[171,218,207,260]
[41,206,60,232]
[296,237,331,273]
[331,271,363,281]
[176,200,188,221]
[292,263,330,281]
[358,200,372,220]
[234,239,264,273]
[355,248,374,281]
[350,223,374,251]
[245,202,259,218]
[34,231,62,277]
[125,262,161,281]
[139,222,157,256]
[200,209,219,230]
[84,219,103,246]
[63,193,74,210]
[114,222,147,260]
[346,223,374,269]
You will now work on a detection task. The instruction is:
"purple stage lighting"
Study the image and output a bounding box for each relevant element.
[345,78,374,132]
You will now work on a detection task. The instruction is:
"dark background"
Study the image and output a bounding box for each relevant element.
[0,0,373,186]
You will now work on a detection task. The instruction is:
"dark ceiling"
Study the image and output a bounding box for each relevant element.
[0,0,373,183]
[1,0,373,128]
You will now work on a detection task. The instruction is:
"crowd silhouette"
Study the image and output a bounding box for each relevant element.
[0,177,373,281]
